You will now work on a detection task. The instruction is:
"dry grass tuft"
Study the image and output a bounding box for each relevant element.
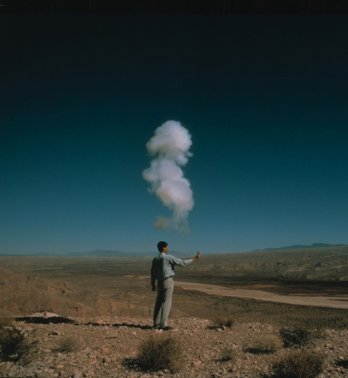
[136,335,183,372]
[0,326,31,362]
[53,337,79,353]
[218,347,236,363]
[210,316,235,330]
[243,335,282,354]
[271,350,323,378]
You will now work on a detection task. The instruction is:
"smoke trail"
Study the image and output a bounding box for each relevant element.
[142,120,194,231]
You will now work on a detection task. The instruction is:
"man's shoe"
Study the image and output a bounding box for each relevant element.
[160,326,174,331]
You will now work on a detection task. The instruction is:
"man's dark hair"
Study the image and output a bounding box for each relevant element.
[157,241,168,252]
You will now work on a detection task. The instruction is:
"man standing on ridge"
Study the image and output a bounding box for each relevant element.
[151,240,200,330]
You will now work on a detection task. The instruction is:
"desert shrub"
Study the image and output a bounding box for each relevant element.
[244,335,282,355]
[53,337,79,353]
[211,316,235,329]
[0,327,30,362]
[218,347,236,362]
[279,328,311,348]
[271,350,323,378]
[136,335,183,372]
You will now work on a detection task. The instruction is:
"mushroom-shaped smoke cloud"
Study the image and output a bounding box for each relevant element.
[142,120,194,232]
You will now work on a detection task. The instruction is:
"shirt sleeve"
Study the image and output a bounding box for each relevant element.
[168,255,193,267]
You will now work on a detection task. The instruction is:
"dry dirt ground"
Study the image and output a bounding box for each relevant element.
[1,316,348,378]
[175,281,348,310]
[1,255,348,377]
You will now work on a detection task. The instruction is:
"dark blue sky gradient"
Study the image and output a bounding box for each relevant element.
[1,15,348,254]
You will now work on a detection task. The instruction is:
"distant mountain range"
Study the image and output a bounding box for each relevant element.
[0,250,154,257]
[252,243,347,253]
[68,250,154,257]
[1,243,347,256]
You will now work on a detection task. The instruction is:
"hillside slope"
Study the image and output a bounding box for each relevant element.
[182,245,348,283]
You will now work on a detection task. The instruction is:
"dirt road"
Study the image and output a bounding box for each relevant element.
[175,281,348,310]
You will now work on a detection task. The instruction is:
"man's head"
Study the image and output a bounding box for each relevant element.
[157,241,168,253]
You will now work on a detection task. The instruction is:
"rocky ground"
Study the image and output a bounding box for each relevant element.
[1,316,348,378]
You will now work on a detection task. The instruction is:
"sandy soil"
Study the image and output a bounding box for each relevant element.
[1,317,348,377]
[175,281,348,310]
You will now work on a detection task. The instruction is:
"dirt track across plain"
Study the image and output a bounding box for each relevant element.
[175,281,348,310]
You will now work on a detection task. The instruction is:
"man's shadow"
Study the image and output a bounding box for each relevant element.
[85,321,153,330]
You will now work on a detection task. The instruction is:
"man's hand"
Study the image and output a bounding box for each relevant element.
[193,251,201,261]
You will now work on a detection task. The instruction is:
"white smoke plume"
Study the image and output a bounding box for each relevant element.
[142,120,194,231]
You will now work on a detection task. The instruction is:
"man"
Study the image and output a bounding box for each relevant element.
[151,241,200,330]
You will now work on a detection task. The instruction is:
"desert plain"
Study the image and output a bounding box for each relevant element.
[0,245,348,377]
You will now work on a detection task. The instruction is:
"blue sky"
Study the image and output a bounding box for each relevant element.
[1,15,348,254]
